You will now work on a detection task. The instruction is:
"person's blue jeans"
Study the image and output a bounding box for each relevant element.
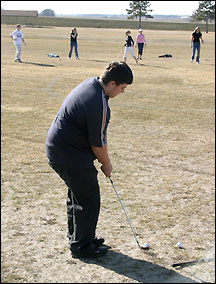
[191,42,200,63]
[68,42,79,58]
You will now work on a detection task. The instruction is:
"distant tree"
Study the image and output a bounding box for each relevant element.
[39,9,55,17]
[192,1,215,33]
[126,1,153,29]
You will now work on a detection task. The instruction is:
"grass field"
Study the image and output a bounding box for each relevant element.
[1,25,215,283]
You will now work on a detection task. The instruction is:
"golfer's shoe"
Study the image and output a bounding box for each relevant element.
[76,57,80,60]
[71,243,108,259]
[15,59,22,63]
[92,237,105,247]
[190,58,193,63]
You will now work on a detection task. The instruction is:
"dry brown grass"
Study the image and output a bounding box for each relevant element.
[1,25,215,283]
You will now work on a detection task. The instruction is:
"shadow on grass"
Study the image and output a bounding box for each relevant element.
[139,63,171,69]
[79,249,198,283]
[83,60,170,69]
[21,61,56,67]
[84,59,110,64]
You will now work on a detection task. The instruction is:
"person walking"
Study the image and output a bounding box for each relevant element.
[68,27,79,60]
[135,28,146,61]
[45,61,133,259]
[9,24,26,63]
[190,26,204,64]
[123,30,138,64]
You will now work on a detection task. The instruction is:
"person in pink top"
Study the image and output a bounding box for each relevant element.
[135,28,146,61]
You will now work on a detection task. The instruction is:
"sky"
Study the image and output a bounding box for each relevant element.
[1,1,200,16]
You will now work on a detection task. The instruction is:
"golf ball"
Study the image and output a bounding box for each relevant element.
[143,242,149,249]
[176,242,183,248]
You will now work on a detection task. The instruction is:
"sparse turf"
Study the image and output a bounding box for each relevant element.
[1,25,215,283]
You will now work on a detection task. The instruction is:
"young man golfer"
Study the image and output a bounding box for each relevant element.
[9,24,26,62]
[45,61,133,259]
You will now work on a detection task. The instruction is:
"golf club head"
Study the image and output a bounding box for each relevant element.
[140,245,150,250]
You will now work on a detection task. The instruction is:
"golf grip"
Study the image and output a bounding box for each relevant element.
[109,176,141,249]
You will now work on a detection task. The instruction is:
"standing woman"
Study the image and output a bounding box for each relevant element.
[68,27,80,60]
[190,26,204,64]
[9,24,26,63]
[123,30,138,64]
[135,28,146,61]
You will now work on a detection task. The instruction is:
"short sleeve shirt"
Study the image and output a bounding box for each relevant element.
[192,32,202,43]
[45,77,110,168]
[70,32,77,43]
[9,30,23,45]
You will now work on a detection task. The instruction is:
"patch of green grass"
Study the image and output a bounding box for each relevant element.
[1,16,215,31]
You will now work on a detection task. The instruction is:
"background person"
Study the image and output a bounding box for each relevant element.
[9,24,26,63]
[135,28,146,61]
[123,30,138,64]
[68,27,79,60]
[190,26,204,64]
[45,61,133,259]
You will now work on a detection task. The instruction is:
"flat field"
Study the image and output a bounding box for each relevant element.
[1,25,215,283]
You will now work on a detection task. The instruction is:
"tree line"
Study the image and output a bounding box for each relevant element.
[126,1,215,32]
[40,1,215,32]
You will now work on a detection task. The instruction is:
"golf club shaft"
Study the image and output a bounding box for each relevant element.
[172,256,214,267]
[116,47,123,60]
[109,176,141,249]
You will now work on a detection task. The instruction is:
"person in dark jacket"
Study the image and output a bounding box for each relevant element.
[45,61,133,259]
[123,30,138,64]
[190,26,204,64]
[68,27,79,60]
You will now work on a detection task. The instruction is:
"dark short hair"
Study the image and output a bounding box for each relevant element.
[100,61,133,86]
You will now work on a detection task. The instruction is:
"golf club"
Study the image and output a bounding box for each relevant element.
[172,256,215,268]
[115,47,123,60]
[109,176,149,250]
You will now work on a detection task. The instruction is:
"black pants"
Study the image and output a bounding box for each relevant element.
[138,43,144,56]
[48,162,100,250]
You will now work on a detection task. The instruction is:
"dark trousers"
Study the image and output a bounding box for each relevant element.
[48,162,100,250]
[138,43,144,56]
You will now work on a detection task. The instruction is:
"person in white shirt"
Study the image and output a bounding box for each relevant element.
[9,24,26,62]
